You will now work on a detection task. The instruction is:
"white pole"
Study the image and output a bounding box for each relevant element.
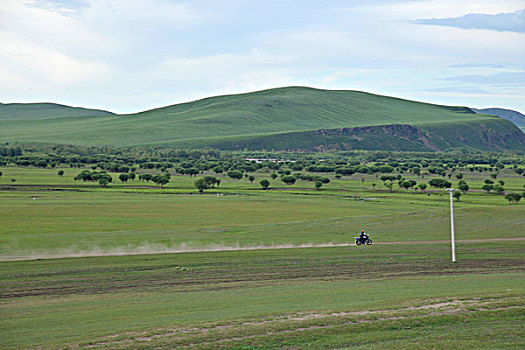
[449,188,456,262]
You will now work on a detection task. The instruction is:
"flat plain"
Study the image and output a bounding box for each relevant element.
[0,167,523,349]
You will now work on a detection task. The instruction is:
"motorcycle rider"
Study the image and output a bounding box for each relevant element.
[359,230,368,242]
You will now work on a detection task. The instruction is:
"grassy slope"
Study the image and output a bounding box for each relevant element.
[3,87,523,151]
[0,102,113,120]
[154,118,525,151]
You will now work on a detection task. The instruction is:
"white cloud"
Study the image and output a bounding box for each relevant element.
[414,9,525,33]
[342,0,525,20]
[2,39,110,85]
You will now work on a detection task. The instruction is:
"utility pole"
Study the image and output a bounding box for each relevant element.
[449,188,456,262]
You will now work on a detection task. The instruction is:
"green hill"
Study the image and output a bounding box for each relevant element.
[1,87,524,151]
[0,102,113,120]
[473,108,525,131]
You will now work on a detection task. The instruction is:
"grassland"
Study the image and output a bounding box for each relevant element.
[2,87,523,151]
[0,166,523,349]
[1,166,524,259]
[1,244,523,349]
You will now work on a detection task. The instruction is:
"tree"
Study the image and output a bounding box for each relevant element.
[291,163,303,171]
[315,181,323,190]
[383,180,393,192]
[227,170,243,180]
[186,168,199,177]
[428,178,452,189]
[319,177,331,184]
[11,178,16,183]
[203,175,219,187]
[505,193,521,203]
[401,181,411,190]
[490,173,498,179]
[213,166,224,175]
[455,173,463,180]
[248,175,255,183]
[128,172,136,181]
[453,190,462,201]
[281,175,297,185]
[418,183,427,191]
[380,175,398,182]
[139,173,153,182]
[484,179,494,185]
[57,170,64,177]
[98,178,109,187]
[119,173,129,182]
[458,182,469,194]
[335,167,355,176]
[270,173,278,180]
[493,184,504,194]
[194,178,209,193]
[401,180,417,190]
[152,174,169,188]
[259,179,270,190]
[482,184,493,192]
[0,171,2,178]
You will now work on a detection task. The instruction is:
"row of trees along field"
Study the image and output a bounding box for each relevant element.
[1,144,523,202]
[1,144,524,175]
[61,168,524,202]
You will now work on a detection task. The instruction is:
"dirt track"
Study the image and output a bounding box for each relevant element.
[2,237,523,262]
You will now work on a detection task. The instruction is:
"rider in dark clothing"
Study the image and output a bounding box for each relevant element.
[359,230,368,242]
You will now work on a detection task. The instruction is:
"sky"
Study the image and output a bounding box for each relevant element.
[1,0,524,114]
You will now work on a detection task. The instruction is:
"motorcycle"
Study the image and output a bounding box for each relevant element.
[355,236,373,245]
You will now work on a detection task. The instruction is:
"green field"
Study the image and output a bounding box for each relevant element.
[2,87,524,151]
[0,166,523,349]
[1,244,523,349]
[1,166,524,259]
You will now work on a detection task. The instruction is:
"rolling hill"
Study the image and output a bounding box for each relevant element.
[0,102,113,120]
[1,87,524,151]
[473,108,525,132]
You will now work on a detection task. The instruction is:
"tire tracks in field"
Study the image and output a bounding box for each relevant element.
[2,237,524,261]
[80,297,523,349]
